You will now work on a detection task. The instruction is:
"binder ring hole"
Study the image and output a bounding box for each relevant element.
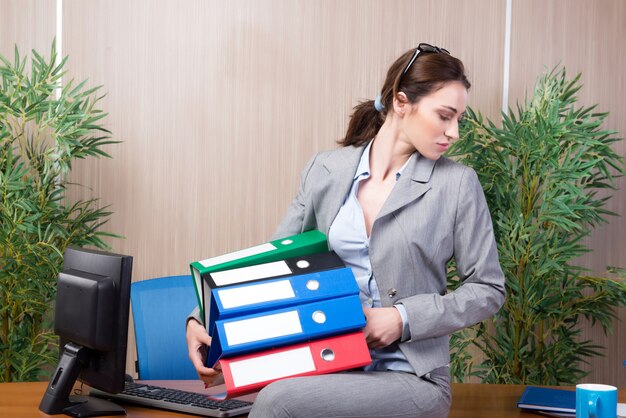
[312,310,326,324]
[320,348,335,362]
[306,280,319,291]
[296,260,310,269]
[281,239,293,245]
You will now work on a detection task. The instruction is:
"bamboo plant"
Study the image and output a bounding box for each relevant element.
[447,66,626,385]
[0,41,117,382]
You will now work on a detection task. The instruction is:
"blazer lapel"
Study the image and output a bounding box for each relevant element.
[376,153,436,220]
[317,145,365,232]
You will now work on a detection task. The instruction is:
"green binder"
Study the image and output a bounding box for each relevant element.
[189,230,328,322]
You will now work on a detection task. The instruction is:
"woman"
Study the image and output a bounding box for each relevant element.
[186,43,506,417]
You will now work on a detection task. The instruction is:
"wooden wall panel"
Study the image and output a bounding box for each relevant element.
[63,0,505,282]
[0,0,55,64]
[509,0,626,387]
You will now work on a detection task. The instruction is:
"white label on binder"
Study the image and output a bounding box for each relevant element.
[198,243,277,268]
[224,311,302,346]
[217,280,295,309]
[211,261,292,287]
[230,347,315,387]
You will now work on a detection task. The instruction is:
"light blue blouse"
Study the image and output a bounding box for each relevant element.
[328,141,415,373]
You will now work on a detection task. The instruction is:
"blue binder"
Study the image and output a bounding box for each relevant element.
[205,294,365,367]
[202,251,345,331]
[191,230,328,313]
[517,386,576,414]
[206,267,359,337]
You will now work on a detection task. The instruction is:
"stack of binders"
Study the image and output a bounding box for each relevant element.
[189,231,371,397]
[190,230,329,322]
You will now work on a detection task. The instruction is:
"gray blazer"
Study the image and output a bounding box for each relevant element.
[272,143,506,377]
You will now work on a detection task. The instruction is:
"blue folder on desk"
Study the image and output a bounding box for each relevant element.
[202,251,345,330]
[517,386,576,414]
[205,294,365,367]
[206,267,359,337]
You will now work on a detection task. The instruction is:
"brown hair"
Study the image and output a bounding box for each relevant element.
[339,47,471,147]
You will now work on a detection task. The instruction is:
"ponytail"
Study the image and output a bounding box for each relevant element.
[338,100,384,147]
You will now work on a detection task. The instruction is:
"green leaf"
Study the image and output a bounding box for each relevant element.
[0,40,120,382]
[450,65,626,385]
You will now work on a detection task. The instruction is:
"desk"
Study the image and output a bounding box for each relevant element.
[0,380,254,418]
[1,381,624,417]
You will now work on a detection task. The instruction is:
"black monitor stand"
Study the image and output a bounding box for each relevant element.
[39,342,126,417]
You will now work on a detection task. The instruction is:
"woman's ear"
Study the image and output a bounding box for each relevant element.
[393,92,410,116]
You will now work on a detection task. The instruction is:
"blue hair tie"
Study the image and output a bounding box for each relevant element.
[374,94,385,112]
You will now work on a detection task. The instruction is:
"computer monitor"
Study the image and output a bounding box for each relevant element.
[39,247,133,417]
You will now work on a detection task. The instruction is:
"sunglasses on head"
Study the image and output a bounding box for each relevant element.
[402,43,450,75]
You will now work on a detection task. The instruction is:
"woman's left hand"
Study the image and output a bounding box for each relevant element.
[362,307,403,349]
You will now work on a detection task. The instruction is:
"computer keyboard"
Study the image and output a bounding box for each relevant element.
[89,381,253,417]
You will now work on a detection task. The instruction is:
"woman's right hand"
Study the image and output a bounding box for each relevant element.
[186,318,222,387]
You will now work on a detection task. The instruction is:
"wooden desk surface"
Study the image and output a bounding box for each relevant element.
[1,380,624,417]
[0,380,255,418]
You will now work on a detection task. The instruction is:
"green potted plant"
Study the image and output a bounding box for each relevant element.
[0,41,117,382]
[447,66,626,385]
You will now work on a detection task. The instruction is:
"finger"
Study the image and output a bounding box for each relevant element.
[197,333,212,346]
[364,332,379,347]
[197,365,221,380]
[189,346,211,372]
[200,371,225,388]
[198,366,221,378]
[192,332,211,346]
[198,366,223,387]
[190,353,206,373]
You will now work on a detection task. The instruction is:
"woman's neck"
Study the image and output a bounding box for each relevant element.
[369,119,414,181]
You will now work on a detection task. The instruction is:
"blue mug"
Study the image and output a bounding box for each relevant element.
[576,383,617,418]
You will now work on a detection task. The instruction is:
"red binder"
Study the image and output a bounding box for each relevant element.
[219,332,371,398]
